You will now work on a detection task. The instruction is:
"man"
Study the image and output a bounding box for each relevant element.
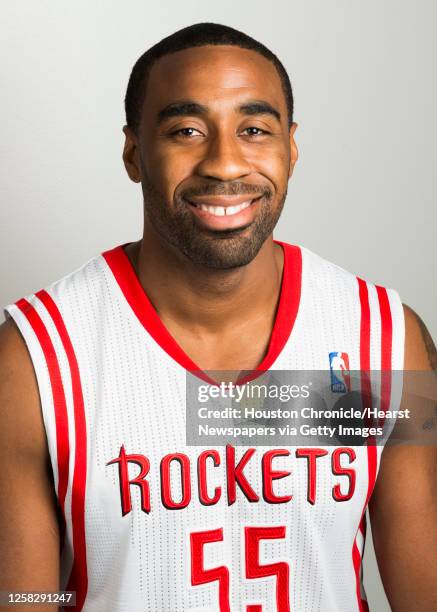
[0,22,436,611]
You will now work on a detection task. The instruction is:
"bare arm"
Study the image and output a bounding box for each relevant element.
[0,318,60,610]
[369,304,437,611]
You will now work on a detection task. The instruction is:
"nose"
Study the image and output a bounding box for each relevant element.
[195,131,252,182]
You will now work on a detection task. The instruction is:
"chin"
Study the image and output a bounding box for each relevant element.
[180,233,266,270]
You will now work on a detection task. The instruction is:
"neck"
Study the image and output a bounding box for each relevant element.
[124,224,284,335]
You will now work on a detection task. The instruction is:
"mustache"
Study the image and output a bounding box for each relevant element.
[180,181,272,199]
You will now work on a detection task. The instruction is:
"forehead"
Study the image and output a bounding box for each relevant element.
[144,45,286,119]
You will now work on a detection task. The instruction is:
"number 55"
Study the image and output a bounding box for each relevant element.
[190,525,290,611]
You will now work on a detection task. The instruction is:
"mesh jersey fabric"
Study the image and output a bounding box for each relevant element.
[3,240,405,612]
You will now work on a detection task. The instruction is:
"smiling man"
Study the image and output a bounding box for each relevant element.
[1,22,436,612]
[126,42,293,275]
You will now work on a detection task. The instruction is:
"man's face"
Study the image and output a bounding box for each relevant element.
[124,45,298,269]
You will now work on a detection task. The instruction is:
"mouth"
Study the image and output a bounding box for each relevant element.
[183,194,263,231]
[187,198,255,217]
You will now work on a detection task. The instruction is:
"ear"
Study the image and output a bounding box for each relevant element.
[122,125,141,183]
[288,122,299,178]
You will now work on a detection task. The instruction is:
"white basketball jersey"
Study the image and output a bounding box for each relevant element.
[4,240,404,612]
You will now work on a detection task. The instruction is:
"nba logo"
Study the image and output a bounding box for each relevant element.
[329,352,351,393]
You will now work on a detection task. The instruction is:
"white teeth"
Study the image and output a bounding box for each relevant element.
[198,200,252,216]
[204,205,225,216]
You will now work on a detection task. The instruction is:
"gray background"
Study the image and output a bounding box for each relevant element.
[1,1,436,610]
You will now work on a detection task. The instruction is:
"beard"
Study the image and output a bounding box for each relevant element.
[140,170,287,270]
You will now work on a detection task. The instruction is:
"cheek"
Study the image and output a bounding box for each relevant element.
[249,145,290,188]
[143,146,192,198]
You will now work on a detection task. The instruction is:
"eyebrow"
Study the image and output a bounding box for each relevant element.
[238,100,281,122]
[156,98,281,124]
[157,101,208,124]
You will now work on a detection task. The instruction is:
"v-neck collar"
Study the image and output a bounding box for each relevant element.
[102,239,302,385]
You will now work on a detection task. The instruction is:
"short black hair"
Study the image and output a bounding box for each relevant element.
[124,22,294,135]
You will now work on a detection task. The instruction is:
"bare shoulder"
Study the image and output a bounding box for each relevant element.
[0,317,60,591]
[367,305,437,610]
[373,303,437,486]
[402,303,436,371]
[0,317,48,456]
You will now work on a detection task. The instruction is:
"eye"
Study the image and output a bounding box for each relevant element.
[171,127,204,138]
[241,126,269,137]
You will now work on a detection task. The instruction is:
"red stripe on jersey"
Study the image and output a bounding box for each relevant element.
[375,286,393,371]
[358,278,371,375]
[375,286,393,428]
[36,289,88,610]
[16,298,70,550]
[353,279,394,611]
[102,240,302,386]
[357,278,373,431]
[352,444,378,611]
[353,278,376,611]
